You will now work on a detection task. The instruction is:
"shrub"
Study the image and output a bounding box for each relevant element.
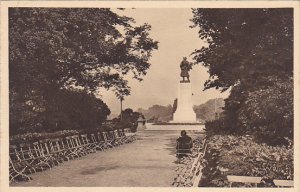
[10,89,111,135]
[238,77,293,145]
[200,134,293,187]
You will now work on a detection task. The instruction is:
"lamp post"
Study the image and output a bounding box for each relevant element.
[214,99,219,120]
[120,97,124,121]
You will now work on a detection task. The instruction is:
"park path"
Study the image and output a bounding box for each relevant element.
[12,130,190,187]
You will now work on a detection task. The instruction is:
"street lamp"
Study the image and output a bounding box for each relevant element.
[120,97,124,121]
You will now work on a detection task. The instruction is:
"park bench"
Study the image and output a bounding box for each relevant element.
[273,179,293,187]
[227,175,262,187]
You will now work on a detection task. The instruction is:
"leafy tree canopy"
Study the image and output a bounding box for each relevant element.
[191,8,293,91]
[9,8,158,134]
[191,8,293,145]
[9,8,158,99]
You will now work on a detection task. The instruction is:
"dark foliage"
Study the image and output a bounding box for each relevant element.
[10,89,110,134]
[114,108,141,132]
[9,8,158,134]
[192,8,293,144]
[200,135,293,187]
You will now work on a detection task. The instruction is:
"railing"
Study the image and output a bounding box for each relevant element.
[9,128,136,183]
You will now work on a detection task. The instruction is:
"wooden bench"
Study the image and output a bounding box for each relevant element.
[227,175,262,187]
[273,179,293,187]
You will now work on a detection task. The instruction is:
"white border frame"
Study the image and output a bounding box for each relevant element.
[1,1,299,192]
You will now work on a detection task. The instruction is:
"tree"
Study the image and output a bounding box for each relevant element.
[43,89,111,132]
[10,88,111,134]
[9,8,158,133]
[9,8,158,98]
[191,8,292,91]
[172,98,177,114]
[191,9,293,144]
[114,108,141,132]
[238,77,293,145]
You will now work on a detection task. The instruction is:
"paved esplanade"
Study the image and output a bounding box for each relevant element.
[12,130,201,187]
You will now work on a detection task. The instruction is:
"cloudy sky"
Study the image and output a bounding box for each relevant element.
[100,8,230,116]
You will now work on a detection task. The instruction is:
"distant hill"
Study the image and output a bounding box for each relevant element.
[137,105,173,122]
[137,98,224,123]
[193,98,224,121]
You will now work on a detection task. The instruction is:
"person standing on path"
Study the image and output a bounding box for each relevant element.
[176,130,193,158]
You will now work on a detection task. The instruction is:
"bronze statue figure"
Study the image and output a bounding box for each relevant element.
[180,57,192,82]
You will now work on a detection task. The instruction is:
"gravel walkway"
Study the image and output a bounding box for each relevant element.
[12,130,203,187]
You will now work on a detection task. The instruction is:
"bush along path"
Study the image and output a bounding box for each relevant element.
[199,135,293,187]
[172,137,207,187]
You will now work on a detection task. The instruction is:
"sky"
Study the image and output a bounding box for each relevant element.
[100,8,230,116]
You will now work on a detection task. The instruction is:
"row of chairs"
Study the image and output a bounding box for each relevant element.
[9,128,136,183]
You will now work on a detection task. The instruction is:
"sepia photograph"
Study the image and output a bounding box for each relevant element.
[0,1,299,191]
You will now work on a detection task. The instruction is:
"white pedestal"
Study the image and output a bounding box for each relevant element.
[172,82,197,123]
[137,122,146,130]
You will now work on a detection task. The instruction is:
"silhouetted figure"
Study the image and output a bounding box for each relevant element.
[180,57,192,82]
[176,130,193,158]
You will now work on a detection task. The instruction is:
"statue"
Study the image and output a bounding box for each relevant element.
[180,57,192,82]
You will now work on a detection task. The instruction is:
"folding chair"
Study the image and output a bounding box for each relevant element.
[113,130,124,146]
[9,145,32,183]
[124,128,135,142]
[107,131,119,146]
[57,137,72,161]
[176,141,193,161]
[32,141,53,170]
[80,134,96,153]
[18,143,39,174]
[97,132,111,149]
[118,129,130,143]
[47,139,66,164]
[102,132,114,148]
[9,155,31,183]
[90,133,105,151]
[71,135,87,156]
[64,136,81,159]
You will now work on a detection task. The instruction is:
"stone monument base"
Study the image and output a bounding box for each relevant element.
[172,82,197,123]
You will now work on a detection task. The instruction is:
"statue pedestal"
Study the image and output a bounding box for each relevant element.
[172,82,197,123]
